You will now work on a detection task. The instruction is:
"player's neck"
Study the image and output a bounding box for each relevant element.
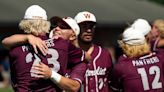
[79,42,93,51]
[86,45,94,55]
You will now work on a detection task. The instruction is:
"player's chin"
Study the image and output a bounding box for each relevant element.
[83,39,92,43]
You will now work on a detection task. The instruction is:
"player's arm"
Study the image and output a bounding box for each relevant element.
[32,62,80,92]
[2,34,48,55]
[109,64,123,92]
[2,34,28,49]
[58,75,81,92]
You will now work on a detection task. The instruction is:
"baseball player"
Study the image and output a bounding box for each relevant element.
[2,5,85,92]
[110,27,164,92]
[130,18,164,51]
[74,11,113,92]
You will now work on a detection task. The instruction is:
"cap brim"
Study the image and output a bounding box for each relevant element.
[78,21,96,25]
[50,16,70,28]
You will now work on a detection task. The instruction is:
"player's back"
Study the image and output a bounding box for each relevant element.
[9,35,73,92]
[112,51,164,92]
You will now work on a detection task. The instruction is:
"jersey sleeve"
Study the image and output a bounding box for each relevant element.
[69,62,87,85]
[110,62,123,91]
[67,42,86,84]
[68,42,85,64]
[104,48,114,82]
[150,38,159,51]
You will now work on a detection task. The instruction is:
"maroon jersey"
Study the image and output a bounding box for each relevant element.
[9,35,84,92]
[84,45,113,92]
[110,51,164,92]
[65,48,87,85]
[151,38,164,52]
[66,61,87,85]
[150,38,160,51]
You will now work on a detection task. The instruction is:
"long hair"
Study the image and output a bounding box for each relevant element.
[156,20,164,38]
[153,19,164,29]
[118,40,150,58]
[19,19,50,35]
[159,26,164,38]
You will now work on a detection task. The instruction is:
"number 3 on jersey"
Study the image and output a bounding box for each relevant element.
[25,48,60,77]
[137,66,162,90]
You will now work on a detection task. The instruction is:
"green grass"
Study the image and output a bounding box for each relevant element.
[0,87,14,92]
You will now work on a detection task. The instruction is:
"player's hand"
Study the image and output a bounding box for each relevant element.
[27,35,48,55]
[31,62,52,79]
[84,52,91,62]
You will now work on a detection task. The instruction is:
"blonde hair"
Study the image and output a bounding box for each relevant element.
[154,19,164,29]
[118,40,150,58]
[155,20,164,38]
[19,19,50,35]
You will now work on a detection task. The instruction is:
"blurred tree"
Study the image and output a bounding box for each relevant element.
[149,0,164,5]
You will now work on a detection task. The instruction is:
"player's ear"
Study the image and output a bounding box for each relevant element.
[69,34,76,41]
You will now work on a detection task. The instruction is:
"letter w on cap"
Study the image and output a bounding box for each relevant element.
[83,13,91,19]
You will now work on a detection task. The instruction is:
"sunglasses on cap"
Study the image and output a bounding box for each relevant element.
[58,22,71,29]
[51,22,71,30]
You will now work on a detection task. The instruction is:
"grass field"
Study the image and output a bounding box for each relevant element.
[0,87,14,92]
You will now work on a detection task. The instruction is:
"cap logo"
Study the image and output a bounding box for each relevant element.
[32,16,43,19]
[83,13,91,19]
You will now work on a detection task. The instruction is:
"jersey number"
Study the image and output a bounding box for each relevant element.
[137,66,162,90]
[25,48,60,77]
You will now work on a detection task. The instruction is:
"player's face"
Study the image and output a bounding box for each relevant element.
[78,22,96,43]
[52,22,75,40]
[151,25,159,39]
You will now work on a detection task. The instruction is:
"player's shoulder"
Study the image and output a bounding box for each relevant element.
[150,38,160,51]
[51,37,71,46]
[117,55,131,64]
[155,50,164,60]
[9,44,31,57]
[114,55,131,71]
[93,44,108,52]
[93,44,112,58]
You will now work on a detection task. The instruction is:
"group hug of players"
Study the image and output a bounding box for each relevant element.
[2,4,164,92]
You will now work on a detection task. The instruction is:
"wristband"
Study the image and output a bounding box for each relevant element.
[50,71,62,83]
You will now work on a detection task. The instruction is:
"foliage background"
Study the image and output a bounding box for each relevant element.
[149,0,164,5]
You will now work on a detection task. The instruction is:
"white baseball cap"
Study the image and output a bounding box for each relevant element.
[24,5,47,20]
[50,16,80,36]
[74,11,96,23]
[122,27,145,45]
[131,18,151,36]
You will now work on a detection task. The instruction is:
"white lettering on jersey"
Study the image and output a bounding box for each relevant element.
[22,46,29,52]
[132,56,159,66]
[22,39,54,52]
[25,48,60,77]
[137,66,162,90]
[85,66,106,76]
[45,39,54,47]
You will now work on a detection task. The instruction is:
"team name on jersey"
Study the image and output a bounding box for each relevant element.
[22,45,31,52]
[132,56,159,67]
[21,39,55,52]
[45,39,54,47]
[85,66,106,76]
